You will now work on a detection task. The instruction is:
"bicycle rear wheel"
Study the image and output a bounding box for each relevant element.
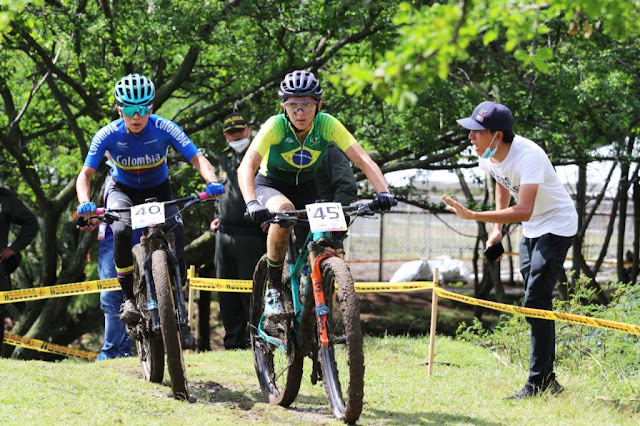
[132,244,164,383]
[319,257,364,423]
[250,254,303,406]
[152,250,189,400]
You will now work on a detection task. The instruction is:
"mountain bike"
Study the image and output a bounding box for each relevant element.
[95,192,211,400]
[249,199,394,423]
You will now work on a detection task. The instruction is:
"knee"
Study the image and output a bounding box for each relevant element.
[112,224,132,243]
[277,201,295,212]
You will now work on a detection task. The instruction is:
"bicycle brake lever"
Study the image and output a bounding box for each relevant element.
[357,205,376,216]
[101,211,120,224]
[271,213,296,228]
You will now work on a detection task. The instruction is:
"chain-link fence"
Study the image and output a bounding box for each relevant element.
[345,202,633,282]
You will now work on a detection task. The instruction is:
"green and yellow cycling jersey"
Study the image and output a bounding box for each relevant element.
[252,112,357,185]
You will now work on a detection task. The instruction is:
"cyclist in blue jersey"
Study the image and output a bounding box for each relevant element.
[237,70,395,321]
[76,73,224,325]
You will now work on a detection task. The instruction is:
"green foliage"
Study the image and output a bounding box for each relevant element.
[342,0,640,108]
[1,0,639,358]
[457,274,640,400]
[0,0,42,41]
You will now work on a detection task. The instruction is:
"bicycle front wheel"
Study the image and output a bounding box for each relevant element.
[250,254,303,406]
[319,257,364,423]
[152,250,189,401]
[133,244,164,383]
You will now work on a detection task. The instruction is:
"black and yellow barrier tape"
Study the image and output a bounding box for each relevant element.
[354,281,434,292]
[0,279,119,304]
[189,277,252,293]
[3,332,98,361]
[434,288,640,335]
[2,274,638,363]
[188,277,435,293]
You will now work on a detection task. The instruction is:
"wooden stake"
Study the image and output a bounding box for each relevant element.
[187,265,195,353]
[428,267,439,378]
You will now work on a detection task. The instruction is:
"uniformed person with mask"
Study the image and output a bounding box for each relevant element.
[0,186,38,352]
[210,113,267,349]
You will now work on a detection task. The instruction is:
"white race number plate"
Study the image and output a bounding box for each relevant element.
[131,202,166,229]
[305,202,347,233]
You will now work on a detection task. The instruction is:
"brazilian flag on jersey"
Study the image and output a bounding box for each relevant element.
[255,113,357,185]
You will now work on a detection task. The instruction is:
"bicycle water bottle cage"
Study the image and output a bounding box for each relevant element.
[315,304,329,317]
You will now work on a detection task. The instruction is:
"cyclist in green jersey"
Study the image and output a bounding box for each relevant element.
[237,70,394,320]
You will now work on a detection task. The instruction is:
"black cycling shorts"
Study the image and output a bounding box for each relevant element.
[255,174,319,209]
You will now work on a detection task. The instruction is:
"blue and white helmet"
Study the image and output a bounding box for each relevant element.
[114,73,155,106]
[278,70,323,100]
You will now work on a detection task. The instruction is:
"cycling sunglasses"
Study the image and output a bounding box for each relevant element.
[121,104,151,117]
[282,100,318,114]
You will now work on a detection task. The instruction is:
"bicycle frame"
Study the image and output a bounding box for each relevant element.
[95,192,210,341]
[255,227,341,349]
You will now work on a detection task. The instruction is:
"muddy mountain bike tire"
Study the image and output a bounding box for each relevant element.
[319,257,364,424]
[152,250,189,401]
[250,254,303,406]
[132,244,164,383]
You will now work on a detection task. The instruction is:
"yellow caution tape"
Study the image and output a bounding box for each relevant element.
[0,279,119,304]
[434,288,640,335]
[2,271,639,337]
[187,278,436,294]
[354,281,435,293]
[189,277,253,293]
[3,332,98,361]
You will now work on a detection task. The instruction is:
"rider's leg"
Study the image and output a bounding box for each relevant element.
[107,190,140,324]
[262,195,295,319]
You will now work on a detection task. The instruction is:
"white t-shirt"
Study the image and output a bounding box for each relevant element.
[479,135,578,238]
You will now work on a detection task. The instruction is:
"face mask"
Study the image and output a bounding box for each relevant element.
[229,137,250,153]
[480,133,499,159]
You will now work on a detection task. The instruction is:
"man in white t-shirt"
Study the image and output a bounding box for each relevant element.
[442,101,577,399]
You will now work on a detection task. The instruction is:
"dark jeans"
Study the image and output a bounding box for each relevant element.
[520,233,574,386]
[97,239,132,360]
[214,229,266,349]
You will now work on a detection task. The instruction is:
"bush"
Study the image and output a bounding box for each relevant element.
[456,274,640,400]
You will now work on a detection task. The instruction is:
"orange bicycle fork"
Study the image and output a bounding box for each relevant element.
[310,252,335,347]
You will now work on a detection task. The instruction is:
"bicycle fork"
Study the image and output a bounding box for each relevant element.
[142,252,161,335]
[310,253,335,347]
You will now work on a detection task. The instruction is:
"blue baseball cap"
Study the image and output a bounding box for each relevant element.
[457,101,514,133]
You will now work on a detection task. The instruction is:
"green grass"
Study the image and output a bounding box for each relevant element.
[2,335,639,425]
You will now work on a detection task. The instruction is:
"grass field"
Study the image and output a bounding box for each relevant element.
[2,335,638,425]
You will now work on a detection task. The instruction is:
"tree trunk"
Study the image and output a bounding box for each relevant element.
[570,160,588,298]
[631,165,640,282]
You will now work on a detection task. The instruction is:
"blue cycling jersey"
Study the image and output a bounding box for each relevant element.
[84,115,199,189]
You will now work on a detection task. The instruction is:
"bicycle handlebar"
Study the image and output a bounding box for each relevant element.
[93,191,211,218]
[245,199,394,226]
